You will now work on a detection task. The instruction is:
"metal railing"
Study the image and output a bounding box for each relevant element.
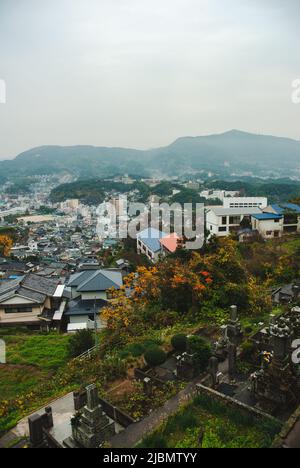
[74,345,100,361]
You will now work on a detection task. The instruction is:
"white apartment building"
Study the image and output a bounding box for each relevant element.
[206,207,262,237]
[223,197,268,209]
[251,203,300,239]
[200,190,239,201]
[251,213,283,239]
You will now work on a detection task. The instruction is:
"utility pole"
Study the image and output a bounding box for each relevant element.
[94,296,98,347]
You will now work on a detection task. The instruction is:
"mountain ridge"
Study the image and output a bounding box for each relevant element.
[1,130,300,179]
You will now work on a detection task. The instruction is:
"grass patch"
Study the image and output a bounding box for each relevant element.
[138,393,282,449]
[4,332,70,371]
[0,330,71,435]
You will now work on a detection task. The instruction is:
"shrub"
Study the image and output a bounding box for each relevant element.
[68,329,95,358]
[171,334,187,352]
[144,346,167,367]
[139,433,168,448]
[187,336,212,372]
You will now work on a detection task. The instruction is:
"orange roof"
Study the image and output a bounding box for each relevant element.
[159,233,182,253]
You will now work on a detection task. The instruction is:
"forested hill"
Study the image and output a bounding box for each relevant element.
[1,130,300,180]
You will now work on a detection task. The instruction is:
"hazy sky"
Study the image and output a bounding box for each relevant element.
[0,0,299,159]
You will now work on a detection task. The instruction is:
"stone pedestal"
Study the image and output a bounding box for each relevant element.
[208,356,219,388]
[228,342,237,380]
[69,384,115,449]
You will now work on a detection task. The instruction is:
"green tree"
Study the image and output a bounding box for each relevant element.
[68,329,95,358]
[171,334,188,352]
[187,336,211,372]
[144,346,167,368]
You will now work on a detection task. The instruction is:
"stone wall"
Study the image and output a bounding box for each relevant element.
[196,384,281,425]
[272,406,300,448]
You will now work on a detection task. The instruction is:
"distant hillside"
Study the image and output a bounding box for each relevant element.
[1,130,300,179]
[50,176,300,205]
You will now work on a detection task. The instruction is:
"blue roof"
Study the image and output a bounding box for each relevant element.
[252,213,282,221]
[271,203,300,215]
[137,228,166,253]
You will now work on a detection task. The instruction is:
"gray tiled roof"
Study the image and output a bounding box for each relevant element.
[75,269,123,292]
[65,298,107,316]
[17,287,46,303]
[68,270,95,287]
[0,278,23,296]
[21,273,60,296]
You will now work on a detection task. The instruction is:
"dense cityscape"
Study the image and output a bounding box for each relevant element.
[1,0,300,456]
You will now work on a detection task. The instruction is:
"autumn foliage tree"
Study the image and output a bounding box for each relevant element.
[0,235,13,257]
[101,237,273,334]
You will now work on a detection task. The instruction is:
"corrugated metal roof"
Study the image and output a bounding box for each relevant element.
[137,228,167,253]
[208,207,262,216]
[271,203,300,215]
[160,233,181,253]
[252,213,283,220]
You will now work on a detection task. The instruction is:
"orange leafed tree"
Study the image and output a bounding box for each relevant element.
[100,258,213,329]
[0,235,13,257]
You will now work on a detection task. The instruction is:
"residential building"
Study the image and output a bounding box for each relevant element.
[206,207,262,237]
[160,233,183,255]
[263,203,300,234]
[251,213,283,239]
[65,269,123,332]
[200,190,239,201]
[0,273,65,328]
[137,228,167,262]
[251,203,300,239]
[137,228,183,262]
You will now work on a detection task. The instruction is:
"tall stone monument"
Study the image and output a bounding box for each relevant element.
[226,305,243,346]
[68,384,115,448]
[251,316,298,411]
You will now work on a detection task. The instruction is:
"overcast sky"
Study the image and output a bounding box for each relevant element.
[0,0,299,159]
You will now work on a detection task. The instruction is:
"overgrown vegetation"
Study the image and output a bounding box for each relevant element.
[68,329,95,358]
[138,394,282,448]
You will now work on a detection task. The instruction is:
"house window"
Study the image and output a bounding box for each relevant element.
[218,227,227,232]
[284,214,298,225]
[221,216,227,225]
[229,216,241,225]
[266,231,273,236]
[5,307,33,314]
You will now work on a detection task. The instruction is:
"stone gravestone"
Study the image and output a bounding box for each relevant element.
[251,315,298,409]
[176,353,198,380]
[143,377,153,397]
[226,306,243,346]
[208,356,219,388]
[69,384,115,448]
[28,414,44,448]
[228,342,237,380]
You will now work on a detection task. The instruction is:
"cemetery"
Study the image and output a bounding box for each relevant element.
[20,302,300,449]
